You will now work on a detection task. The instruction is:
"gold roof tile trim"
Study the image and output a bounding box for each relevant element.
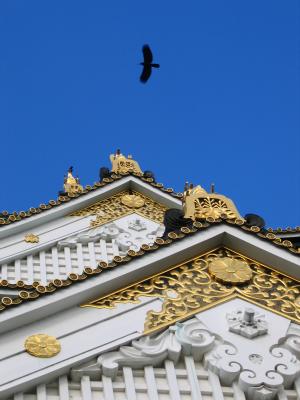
[268,226,300,234]
[82,247,300,334]
[1,219,300,313]
[69,190,167,226]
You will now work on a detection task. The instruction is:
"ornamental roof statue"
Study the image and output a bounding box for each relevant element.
[182,182,242,221]
[109,149,142,175]
[63,166,83,195]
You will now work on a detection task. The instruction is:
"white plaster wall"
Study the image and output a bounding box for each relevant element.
[2,297,300,399]
[0,214,163,285]
[0,298,163,398]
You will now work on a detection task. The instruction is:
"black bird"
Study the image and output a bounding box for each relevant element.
[139,44,160,83]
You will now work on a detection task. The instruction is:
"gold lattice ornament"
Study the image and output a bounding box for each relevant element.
[24,334,61,358]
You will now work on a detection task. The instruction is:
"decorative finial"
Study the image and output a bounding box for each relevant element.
[63,166,83,195]
[210,183,215,193]
[109,151,142,175]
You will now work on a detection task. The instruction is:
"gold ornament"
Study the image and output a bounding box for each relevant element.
[110,150,142,175]
[82,248,300,334]
[121,194,145,208]
[63,167,83,195]
[24,234,39,243]
[24,334,61,358]
[70,190,166,227]
[208,257,252,284]
[182,184,242,221]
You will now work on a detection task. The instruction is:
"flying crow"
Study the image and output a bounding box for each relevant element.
[139,45,160,83]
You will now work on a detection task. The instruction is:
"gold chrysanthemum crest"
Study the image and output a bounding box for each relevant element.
[208,257,252,284]
[121,194,145,208]
[24,334,61,358]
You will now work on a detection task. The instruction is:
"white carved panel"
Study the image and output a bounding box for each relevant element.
[7,314,300,400]
[0,214,163,285]
[10,359,300,400]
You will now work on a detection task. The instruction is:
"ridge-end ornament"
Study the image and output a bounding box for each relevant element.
[182,182,243,221]
[63,166,83,195]
[24,233,39,243]
[24,334,61,358]
[110,149,142,175]
[208,257,252,284]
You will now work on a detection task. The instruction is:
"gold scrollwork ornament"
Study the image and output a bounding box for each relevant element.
[24,334,61,358]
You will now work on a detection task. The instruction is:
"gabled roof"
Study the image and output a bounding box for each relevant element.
[0,161,299,327]
[0,173,182,228]
[1,216,299,317]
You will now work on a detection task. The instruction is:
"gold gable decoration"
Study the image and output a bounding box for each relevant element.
[82,247,300,333]
[70,190,167,227]
[183,183,243,221]
[110,149,142,175]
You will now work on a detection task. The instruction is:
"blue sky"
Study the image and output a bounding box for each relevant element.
[0,1,299,228]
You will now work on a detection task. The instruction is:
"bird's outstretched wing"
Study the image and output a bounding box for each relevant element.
[140,65,152,83]
[142,45,153,64]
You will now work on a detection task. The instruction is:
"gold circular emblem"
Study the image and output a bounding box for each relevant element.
[24,334,61,358]
[121,194,145,208]
[208,257,252,284]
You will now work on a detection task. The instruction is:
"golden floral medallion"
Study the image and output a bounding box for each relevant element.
[121,194,145,208]
[208,257,252,284]
[24,234,39,243]
[24,334,61,358]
